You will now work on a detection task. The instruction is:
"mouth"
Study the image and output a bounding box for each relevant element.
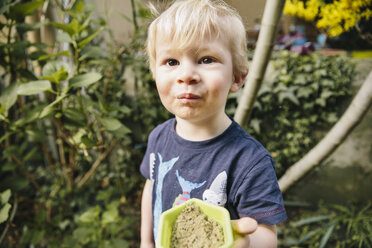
[177,93,201,100]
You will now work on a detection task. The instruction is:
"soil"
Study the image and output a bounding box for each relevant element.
[170,203,225,248]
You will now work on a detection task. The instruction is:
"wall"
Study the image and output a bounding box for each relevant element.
[89,0,135,43]
[89,0,266,43]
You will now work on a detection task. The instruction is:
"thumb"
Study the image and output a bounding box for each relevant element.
[231,217,258,236]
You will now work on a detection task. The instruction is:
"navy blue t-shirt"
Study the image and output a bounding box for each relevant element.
[140,118,287,238]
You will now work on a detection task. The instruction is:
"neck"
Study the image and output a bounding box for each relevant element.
[175,113,232,141]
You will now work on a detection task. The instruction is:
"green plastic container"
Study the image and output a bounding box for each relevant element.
[156,198,234,248]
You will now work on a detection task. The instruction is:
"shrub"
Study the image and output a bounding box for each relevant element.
[228,50,355,177]
[279,201,372,248]
[0,1,168,247]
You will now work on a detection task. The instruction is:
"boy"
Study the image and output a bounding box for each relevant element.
[140,0,287,247]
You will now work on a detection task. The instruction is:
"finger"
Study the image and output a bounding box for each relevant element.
[231,217,258,235]
[233,235,250,248]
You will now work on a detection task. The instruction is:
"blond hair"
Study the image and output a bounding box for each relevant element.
[146,0,248,78]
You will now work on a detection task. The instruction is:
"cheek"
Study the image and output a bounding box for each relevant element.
[209,77,232,98]
[155,80,172,104]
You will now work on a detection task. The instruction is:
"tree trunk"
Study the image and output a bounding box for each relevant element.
[279,70,372,193]
[234,0,286,126]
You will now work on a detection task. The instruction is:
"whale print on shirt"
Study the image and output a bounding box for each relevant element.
[174,170,206,206]
[202,171,227,206]
[152,153,179,239]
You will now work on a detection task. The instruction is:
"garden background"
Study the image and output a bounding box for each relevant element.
[1,0,372,247]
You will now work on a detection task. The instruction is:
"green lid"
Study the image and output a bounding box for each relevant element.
[156,198,234,248]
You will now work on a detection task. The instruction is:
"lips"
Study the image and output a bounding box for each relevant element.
[177,93,201,100]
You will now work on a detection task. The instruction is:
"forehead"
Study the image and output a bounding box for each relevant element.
[155,33,231,57]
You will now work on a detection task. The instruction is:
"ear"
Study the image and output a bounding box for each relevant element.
[230,71,248,93]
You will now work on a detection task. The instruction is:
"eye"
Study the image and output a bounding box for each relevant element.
[165,59,179,66]
[199,56,216,64]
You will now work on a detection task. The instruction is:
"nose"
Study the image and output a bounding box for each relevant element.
[176,61,200,84]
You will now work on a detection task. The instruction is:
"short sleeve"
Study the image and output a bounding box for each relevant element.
[234,155,287,225]
[140,131,155,180]
[140,153,150,179]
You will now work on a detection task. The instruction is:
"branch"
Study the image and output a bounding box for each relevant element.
[52,118,75,148]
[130,0,138,31]
[11,156,45,200]
[279,70,372,193]
[234,0,286,126]
[77,139,117,188]
[0,197,18,246]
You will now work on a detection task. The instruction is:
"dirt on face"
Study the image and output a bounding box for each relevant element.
[170,203,225,248]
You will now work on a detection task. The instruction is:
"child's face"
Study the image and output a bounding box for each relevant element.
[154,36,241,123]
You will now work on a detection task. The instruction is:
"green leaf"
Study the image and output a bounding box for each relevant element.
[39,94,67,119]
[73,1,85,12]
[78,27,104,49]
[110,239,130,248]
[31,229,45,245]
[250,118,261,134]
[293,215,331,227]
[297,87,313,98]
[69,128,86,145]
[24,147,42,162]
[79,46,104,60]
[29,50,48,60]
[319,224,336,248]
[0,132,13,144]
[73,227,94,245]
[294,74,308,85]
[9,1,44,21]
[64,108,85,122]
[69,19,81,35]
[42,61,70,78]
[16,20,48,33]
[278,91,300,105]
[14,105,46,126]
[102,208,119,225]
[0,2,15,15]
[0,203,11,224]
[0,114,6,122]
[80,135,97,148]
[18,68,38,81]
[17,80,51,95]
[111,125,132,137]
[1,162,17,172]
[50,22,76,37]
[100,117,123,131]
[38,50,69,61]
[79,206,100,223]
[1,189,11,204]
[298,227,322,243]
[320,89,334,99]
[1,175,29,191]
[315,98,326,107]
[40,67,68,84]
[0,83,18,117]
[40,106,58,119]
[56,31,74,44]
[69,72,102,88]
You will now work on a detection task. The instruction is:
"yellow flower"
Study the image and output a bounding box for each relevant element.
[282,0,371,37]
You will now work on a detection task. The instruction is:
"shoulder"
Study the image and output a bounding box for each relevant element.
[229,121,272,164]
[148,118,175,142]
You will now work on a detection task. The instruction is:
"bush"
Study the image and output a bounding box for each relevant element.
[279,201,372,248]
[0,1,168,247]
[228,50,355,177]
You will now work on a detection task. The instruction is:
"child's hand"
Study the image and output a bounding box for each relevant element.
[231,217,258,248]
